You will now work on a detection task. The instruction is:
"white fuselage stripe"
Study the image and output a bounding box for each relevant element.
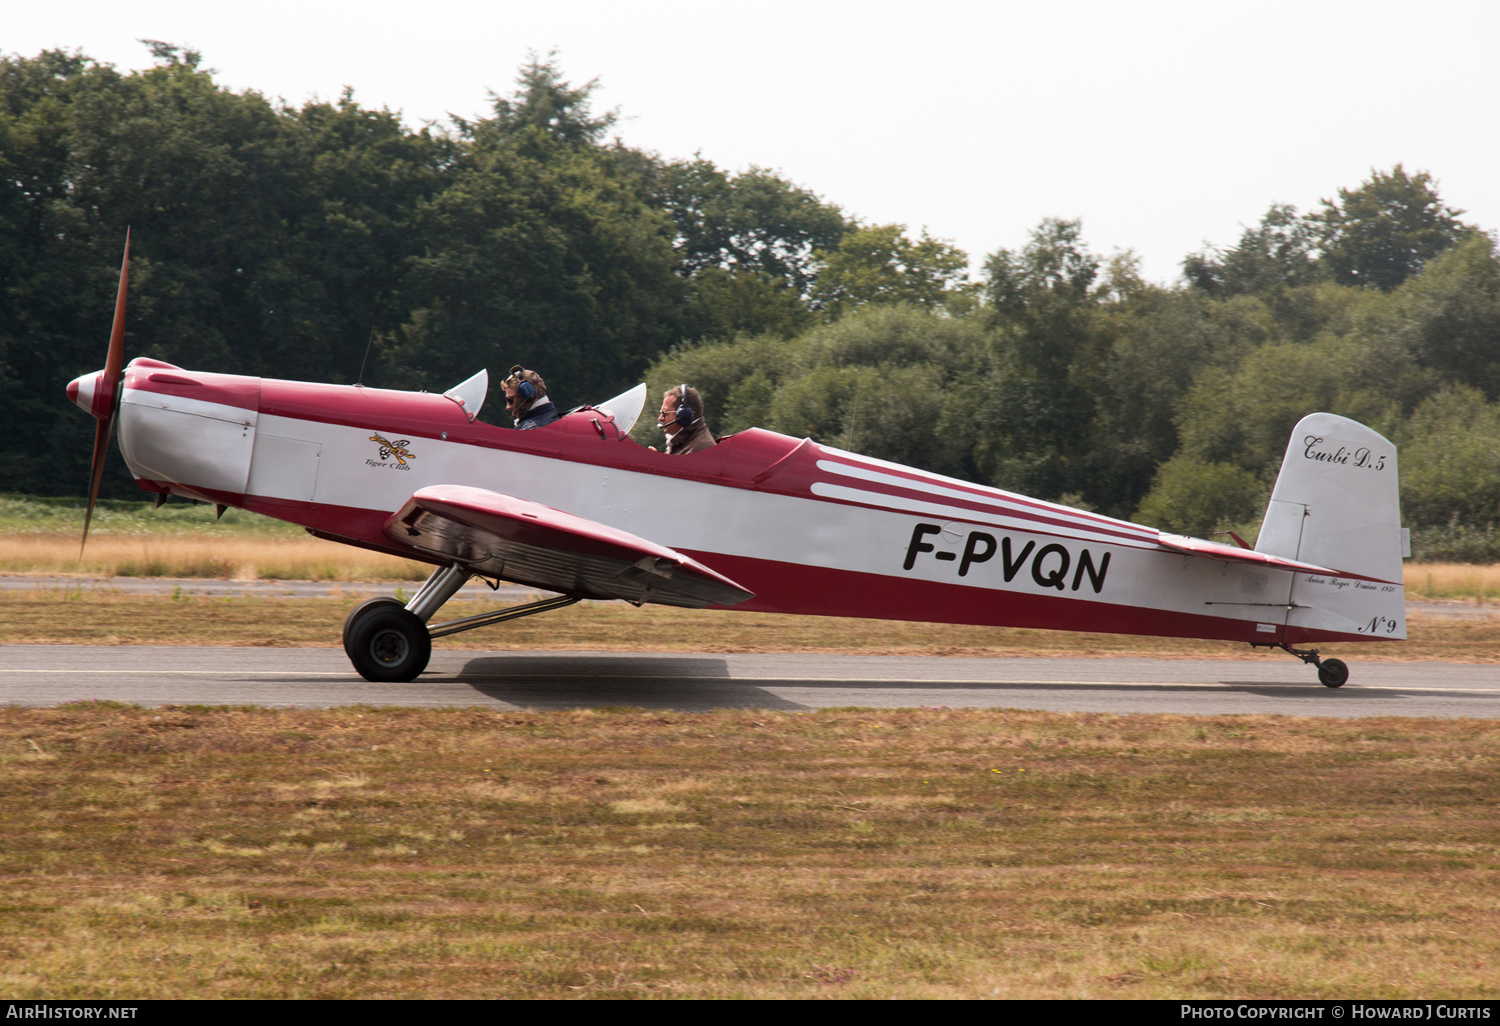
[814,458,1154,542]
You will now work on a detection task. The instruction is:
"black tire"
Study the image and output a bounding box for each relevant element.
[346,606,432,683]
[1318,658,1349,689]
[342,596,407,651]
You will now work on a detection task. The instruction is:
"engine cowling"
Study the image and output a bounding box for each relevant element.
[116,361,261,499]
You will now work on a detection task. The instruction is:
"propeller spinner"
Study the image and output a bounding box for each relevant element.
[65,230,130,558]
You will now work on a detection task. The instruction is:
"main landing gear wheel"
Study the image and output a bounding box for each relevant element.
[345,605,431,683]
[342,596,407,651]
[1318,658,1350,689]
[339,561,581,683]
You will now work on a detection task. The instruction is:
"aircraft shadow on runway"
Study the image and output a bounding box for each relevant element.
[1217,682,1397,699]
[454,654,807,711]
[445,655,1386,711]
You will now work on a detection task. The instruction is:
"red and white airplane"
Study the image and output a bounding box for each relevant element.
[68,238,1407,686]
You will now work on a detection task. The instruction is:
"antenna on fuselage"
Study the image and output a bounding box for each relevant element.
[355,328,375,387]
[843,369,864,452]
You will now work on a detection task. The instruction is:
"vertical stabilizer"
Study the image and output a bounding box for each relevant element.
[1257,413,1405,640]
[1256,413,1403,581]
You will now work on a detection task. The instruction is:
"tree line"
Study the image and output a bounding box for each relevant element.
[3,47,1498,559]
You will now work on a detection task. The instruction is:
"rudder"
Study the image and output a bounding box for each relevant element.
[1256,413,1406,640]
[1256,413,1404,581]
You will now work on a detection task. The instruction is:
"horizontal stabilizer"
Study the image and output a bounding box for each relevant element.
[385,484,754,608]
[1155,533,1340,577]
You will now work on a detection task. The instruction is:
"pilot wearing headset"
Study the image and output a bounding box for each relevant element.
[503,366,559,430]
[656,384,715,454]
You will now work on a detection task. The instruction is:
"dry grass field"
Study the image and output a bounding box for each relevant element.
[0,533,430,582]
[0,495,430,581]
[1406,563,1500,602]
[1,704,1496,999]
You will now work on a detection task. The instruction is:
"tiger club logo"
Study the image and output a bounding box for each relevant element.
[368,433,416,469]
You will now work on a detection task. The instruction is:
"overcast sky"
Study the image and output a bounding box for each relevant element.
[8,0,1498,283]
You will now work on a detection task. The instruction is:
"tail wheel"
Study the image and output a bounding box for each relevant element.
[1318,658,1349,689]
[342,596,407,651]
[346,606,431,683]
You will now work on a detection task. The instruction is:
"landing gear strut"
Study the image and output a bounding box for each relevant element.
[1275,642,1349,689]
[342,562,581,682]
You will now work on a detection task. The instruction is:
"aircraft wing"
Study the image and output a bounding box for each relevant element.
[385,485,754,608]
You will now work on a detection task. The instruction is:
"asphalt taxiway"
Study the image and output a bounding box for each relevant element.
[4,645,1498,717]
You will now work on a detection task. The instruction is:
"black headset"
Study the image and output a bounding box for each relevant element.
[674,383,697,428]
[510,366,537,404]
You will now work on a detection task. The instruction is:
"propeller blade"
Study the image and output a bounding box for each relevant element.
[80,417,114,559]
[104,229,129,383]
[80,230,130,559]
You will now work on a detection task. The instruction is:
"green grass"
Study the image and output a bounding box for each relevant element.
[0,493,304,538]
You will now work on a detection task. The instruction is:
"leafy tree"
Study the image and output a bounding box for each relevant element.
[766,363,957,468]
[1400,386,1500,528]
[722,369,777,435]
[1183,203,1319,297]
[969,219,1106,503]
[484,52,613,146]
[655,158,849,296]
[0,50,111,494]
[802,301,990,377]
[1086,286,1231,515]
[809,224,973,320]
[648,158,847,339]
[1133,455,1264,537]
[985,217,1099,317]
[1314,165,1471,291]
[797,306,992,476]
[765,364,865,443]
[682,266,811,341]
[1142,227,1500,532]
[1380,234,1500,396]
[1170,334,1410,474]
[139,40,201,67]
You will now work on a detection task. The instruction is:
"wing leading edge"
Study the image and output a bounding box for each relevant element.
[385,485,754,608]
